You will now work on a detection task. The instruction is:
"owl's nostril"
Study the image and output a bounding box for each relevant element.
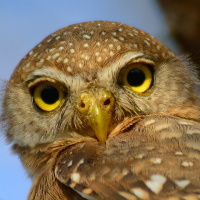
[80,102,86,108]
[103,98,111,106]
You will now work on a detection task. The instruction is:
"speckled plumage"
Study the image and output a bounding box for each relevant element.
[1,21,200,200]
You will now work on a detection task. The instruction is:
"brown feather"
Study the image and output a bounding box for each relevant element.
[55,115,200,200]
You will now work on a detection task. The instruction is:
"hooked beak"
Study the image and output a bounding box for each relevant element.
[77,89,115,143]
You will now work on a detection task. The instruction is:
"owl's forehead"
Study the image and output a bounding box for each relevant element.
[11,21,173,83]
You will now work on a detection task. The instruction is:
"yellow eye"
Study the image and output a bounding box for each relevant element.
[121,63,153,93]
[32,81,64,112]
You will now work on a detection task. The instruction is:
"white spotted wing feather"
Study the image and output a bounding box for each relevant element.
[55,115,200,200]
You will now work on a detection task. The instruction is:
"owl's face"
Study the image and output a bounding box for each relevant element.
[2,21,200,147]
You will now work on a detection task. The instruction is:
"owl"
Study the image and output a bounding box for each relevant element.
[1,21,200,200]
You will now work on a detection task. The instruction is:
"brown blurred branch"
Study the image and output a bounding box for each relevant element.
[157,0,200,66]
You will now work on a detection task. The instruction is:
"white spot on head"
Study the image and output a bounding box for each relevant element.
[133,29,138,35]
[96,42,101,46]
[95,52,100,56]
[131,188,149,199]
[83,34,91,39]
[25,63,30,68]
[81,53,90,61]
[56,36,61,40]
[67,66,72,72]
[56,57,62,63]
[38,43,42,47]
[119,36,124,41]
[85,55,90,61]
[117,45,121,50]
[51,33,57,37]
[112,32,117,36]
[128,33,134,37]
[110,51,115,57]
[49,48,55,52]
[113,38,119,42]
[150,157,162,164]
[135,153,145,159]
[59,46,64,50]
[47,38,52,43]
[175,151,183,156]
[133,44,138,49]
[109,44,114,48]
[101,31,106,35]
[152,41,156,45]
[29,51,33,56]
[60,41,66,44]
[97,56,102,62]
[79,63,83,68]
[46,55,51,60]
[69,42,73,46]
[84,43,89,48]
[64,58,69,63]
[182,161,194,167]
[175,179,190,188]
[144,40,151,46]
[52,52,60,59]
[33,52,38,57]
[156,45,161,50]
[70,49,75,54]
[39,59,44,64]
[119,28,123,32]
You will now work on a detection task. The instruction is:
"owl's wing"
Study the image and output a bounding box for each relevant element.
[55,115,200,200]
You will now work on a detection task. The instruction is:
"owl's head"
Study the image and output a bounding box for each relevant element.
[2,21,200,147]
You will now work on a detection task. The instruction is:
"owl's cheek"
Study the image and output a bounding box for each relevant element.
[3,88,60,147]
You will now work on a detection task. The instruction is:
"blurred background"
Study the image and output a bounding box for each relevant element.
[0,0,199,199]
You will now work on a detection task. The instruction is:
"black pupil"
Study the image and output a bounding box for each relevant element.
[127,68,145,86]
[41,86,59,104]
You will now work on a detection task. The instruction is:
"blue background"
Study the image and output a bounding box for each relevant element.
[0,1,178,199]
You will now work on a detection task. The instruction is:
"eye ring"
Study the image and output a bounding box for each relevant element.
[31,81,65,112]
[121,63,153,93]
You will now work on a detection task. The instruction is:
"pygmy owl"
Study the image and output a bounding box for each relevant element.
[1,21,200,200]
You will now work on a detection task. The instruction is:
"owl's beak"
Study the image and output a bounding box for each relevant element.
[78,90,115,144]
